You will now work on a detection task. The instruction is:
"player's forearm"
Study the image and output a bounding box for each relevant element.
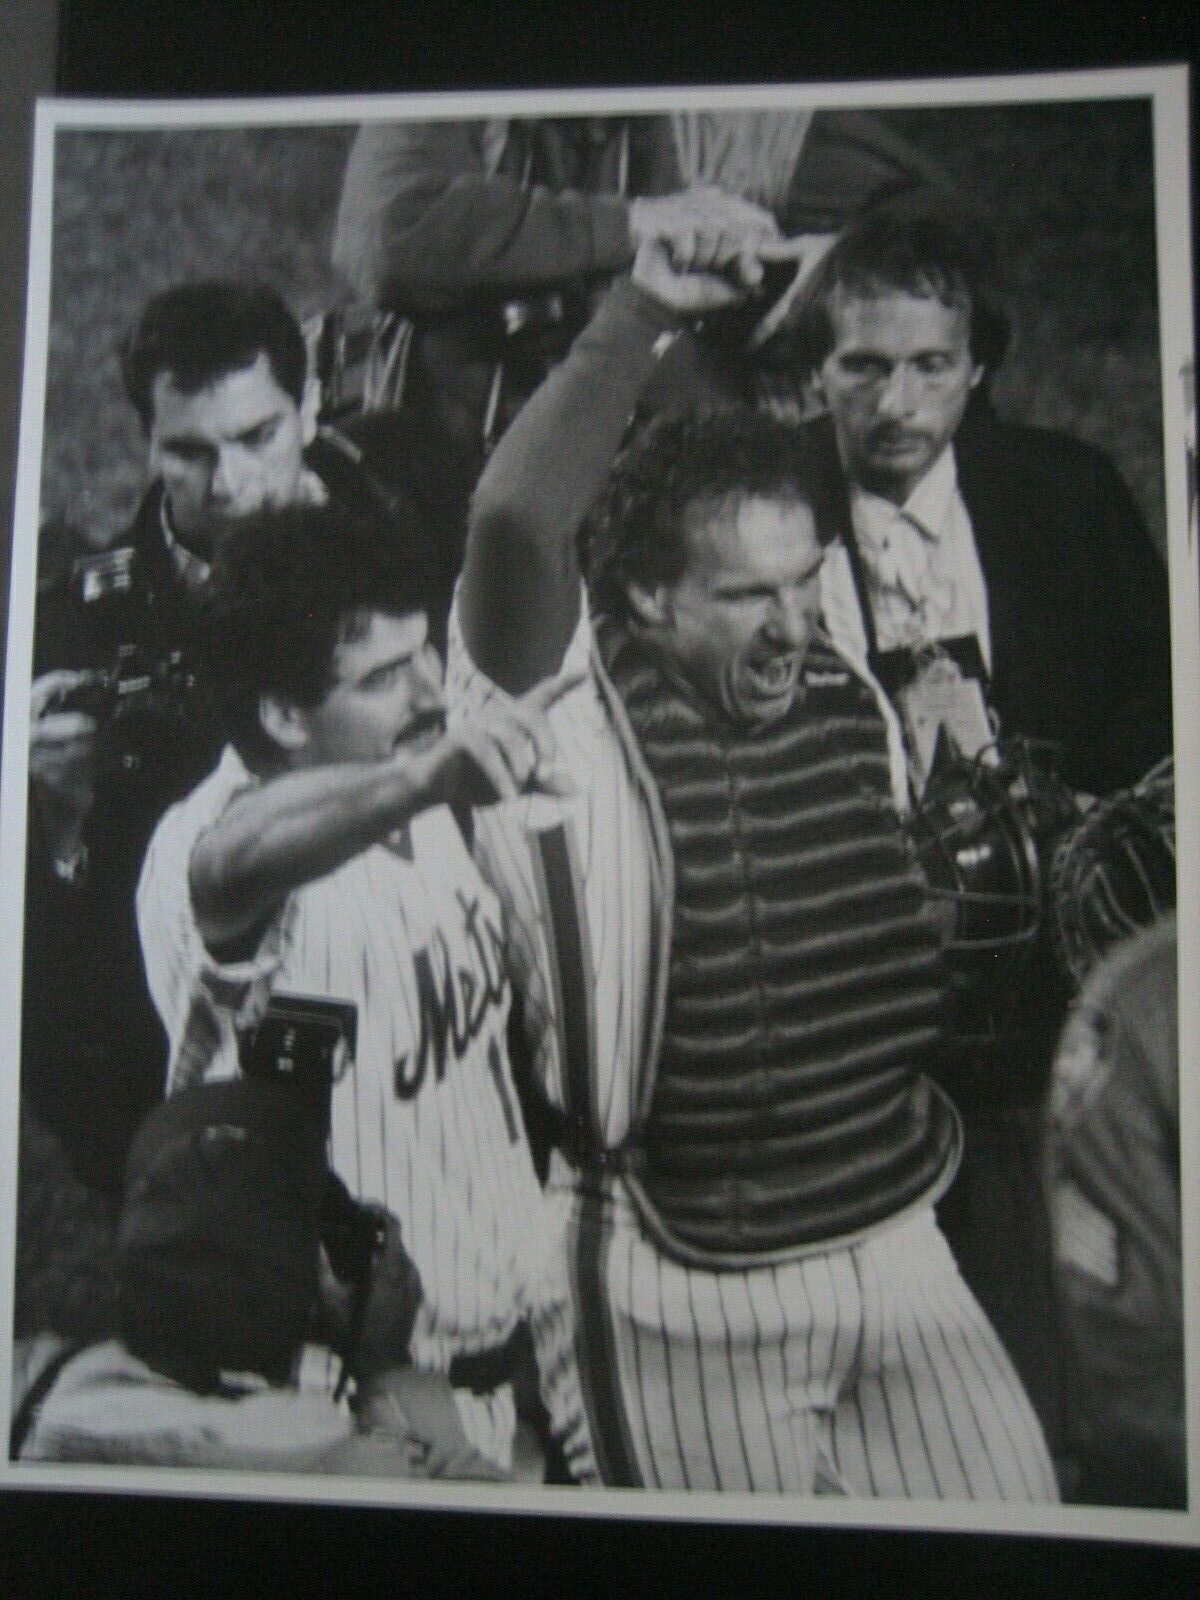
[189,754,442,949]
[459,277,678,693]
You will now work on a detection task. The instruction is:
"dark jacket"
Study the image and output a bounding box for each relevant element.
[815,398,1173,798]
[26,493,215,1211]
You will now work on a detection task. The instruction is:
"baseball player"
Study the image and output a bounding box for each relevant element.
[447,205,1058,1496]
[136,502,593,1482]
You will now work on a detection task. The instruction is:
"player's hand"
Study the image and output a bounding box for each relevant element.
[629,185,779,280]
[423,671,584,809]
[630,185,786,314]
[352,1209,424,1385]
[632,231,809,318]
[746,231,839,349]
[357,1368,508,1480]
[29,669,102,816]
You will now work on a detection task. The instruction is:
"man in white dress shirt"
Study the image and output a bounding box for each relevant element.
[789,189,1174,1472]
[792,189,1170,800]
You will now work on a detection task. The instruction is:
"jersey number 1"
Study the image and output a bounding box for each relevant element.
[487,1038,521,1145]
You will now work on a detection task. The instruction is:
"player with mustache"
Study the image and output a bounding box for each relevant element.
[447,196,1058,1495]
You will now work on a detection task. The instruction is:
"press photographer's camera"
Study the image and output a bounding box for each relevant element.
[50,544,199,781]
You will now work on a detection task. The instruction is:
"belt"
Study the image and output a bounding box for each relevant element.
[447,1323,529,1398]
[541,1101,636,1179]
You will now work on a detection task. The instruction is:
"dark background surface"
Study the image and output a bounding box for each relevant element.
[1,0,1197,1591]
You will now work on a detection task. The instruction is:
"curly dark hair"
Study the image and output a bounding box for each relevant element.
[121,279,308,432]
[200,499,442,765]
[585,404,840,623]
[785,187,1011,375]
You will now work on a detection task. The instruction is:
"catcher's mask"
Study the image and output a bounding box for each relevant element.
[907,741,1049,969]
[908,739,1082,1091]
[909,746,1176,1095]
[1048,756,1176,990]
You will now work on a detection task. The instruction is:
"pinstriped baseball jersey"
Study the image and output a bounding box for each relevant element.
[447,586,1056,1500]
[447,584,911,1151]
[447,587,661,1150]
[136,746,592,1473]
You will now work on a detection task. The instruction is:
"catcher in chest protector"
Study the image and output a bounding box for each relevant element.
[447,185,1059,1497]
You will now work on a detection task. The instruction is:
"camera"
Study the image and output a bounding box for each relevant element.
[48,545,200,781]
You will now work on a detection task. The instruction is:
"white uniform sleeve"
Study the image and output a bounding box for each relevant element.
[135,757,294,1094]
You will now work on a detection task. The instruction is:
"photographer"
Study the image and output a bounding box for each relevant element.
[25,277,470,1210]
[15,1076,475,1476]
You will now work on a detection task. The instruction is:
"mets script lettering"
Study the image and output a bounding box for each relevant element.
[394,891,507,1099]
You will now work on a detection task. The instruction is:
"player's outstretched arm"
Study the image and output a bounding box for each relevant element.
[189,676,578,953]
[458,192,784,696]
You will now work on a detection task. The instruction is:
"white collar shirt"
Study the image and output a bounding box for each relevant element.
[820,445,992,675]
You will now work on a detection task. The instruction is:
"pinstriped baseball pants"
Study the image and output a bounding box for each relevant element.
[560,1174,1059,1499]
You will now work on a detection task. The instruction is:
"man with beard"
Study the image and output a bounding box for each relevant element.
[446,201,1057,1496]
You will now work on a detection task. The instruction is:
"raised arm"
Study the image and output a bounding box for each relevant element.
[457,279,677,693]
[189,757,442,951]
[333,120,784,320]
[458,199,790,694]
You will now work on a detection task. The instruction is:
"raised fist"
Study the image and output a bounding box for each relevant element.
[628,184,780,277]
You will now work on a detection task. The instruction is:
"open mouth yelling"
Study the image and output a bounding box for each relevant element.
[730,649,804,719]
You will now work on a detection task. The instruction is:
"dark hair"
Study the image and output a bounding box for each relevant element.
[787,188,1010,374]
[121,279,308,431]
[586,404,839,623]
[201,498,441,764]
[118,1077,329,1393]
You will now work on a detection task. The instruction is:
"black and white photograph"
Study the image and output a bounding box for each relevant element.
[0,70,1195,1540]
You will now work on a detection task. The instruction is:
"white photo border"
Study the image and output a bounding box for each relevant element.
[0,65,1195,1543]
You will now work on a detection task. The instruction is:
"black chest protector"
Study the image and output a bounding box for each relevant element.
[606,629,959,1262]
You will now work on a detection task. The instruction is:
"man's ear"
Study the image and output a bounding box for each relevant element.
[969,361,985,392]
[625,581,673,630]
[258,693,310,755]
[299,374,321,446]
